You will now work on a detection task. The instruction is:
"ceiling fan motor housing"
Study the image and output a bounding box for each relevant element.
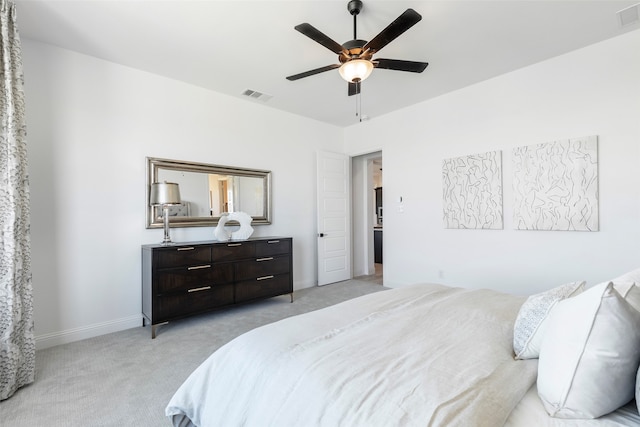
[347,0,363,16]
[340,39,370,63]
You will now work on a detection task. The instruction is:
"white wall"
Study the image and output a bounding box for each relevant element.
[345,30,640,295]
[22,29,640,348]
[22,40,343,349]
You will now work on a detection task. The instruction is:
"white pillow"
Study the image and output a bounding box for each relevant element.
[609,270,640,416]
[596,267,640,308]
[611,267,640,284]
[612,282,640,312]
[513,281,585,359]
[537,282,640,419]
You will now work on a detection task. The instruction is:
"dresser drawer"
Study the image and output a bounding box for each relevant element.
[156,263,233,294]
[255,239,291,257]
[212,241,255,262]
[235,274,292,303]
[154,284,235,320]
[234,255,290,282]
[155,246,211,268]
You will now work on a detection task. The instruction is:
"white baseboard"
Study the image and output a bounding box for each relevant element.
[294,279,316,290]
[35,283,319,350]
[35,315,142,350]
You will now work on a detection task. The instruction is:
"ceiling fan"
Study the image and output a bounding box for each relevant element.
[286,0,429,96]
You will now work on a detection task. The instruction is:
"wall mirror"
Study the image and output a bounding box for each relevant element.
[146,157,272,228]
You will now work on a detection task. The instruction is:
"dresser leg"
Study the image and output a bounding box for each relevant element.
[290,292,294,303]
[151,322,168,339]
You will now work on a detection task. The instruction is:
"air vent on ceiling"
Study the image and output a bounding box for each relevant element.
[618,3,640,28]
[241,89,273,103]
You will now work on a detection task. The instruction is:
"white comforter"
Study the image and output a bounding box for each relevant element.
[166,283,538,427]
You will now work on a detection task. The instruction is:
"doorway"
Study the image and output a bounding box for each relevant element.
[352,151,382,282]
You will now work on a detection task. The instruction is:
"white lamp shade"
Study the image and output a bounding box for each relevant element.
[150,182,181,205]
[339,59,374,83]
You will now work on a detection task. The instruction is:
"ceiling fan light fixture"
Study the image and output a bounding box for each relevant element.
[339,59,373,83]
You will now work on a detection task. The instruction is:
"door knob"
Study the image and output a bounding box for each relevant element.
[318,233,325,237]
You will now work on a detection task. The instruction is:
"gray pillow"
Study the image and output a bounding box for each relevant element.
[513,281,585,359]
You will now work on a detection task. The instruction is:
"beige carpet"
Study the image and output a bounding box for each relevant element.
[1,278,385,427]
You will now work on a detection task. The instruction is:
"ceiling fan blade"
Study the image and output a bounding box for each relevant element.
[374,58,428,73]
[286,64,340,81]
[295,23,346,54]
[363,9,422,54]
[348,81,361,96]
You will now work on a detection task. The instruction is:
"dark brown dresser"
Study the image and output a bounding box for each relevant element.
[142,237,292,338]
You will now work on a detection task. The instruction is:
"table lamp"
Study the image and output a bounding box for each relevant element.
[150,181,181,244]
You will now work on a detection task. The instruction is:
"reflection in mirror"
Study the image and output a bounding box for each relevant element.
[146,157,271,229]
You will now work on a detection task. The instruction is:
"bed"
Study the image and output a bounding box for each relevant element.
[165,282,640,427]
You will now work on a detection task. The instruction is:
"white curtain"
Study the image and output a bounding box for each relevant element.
[0,0,34,401]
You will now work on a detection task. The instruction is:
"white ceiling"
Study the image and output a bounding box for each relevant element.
[14,0,640,127]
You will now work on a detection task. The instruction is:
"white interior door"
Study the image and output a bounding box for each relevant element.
[317,151,351,286]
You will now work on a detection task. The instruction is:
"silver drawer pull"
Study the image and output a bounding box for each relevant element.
[188,286,211,293]
[187,265,211,270]
[227,243,242,247]
[177,247,195,251]
[257,275,274,281]
[256,257,274,262]
[267,240,280,244]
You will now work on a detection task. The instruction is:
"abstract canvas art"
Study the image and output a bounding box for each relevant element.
[513,136,598,231]
[442,151,503,229]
